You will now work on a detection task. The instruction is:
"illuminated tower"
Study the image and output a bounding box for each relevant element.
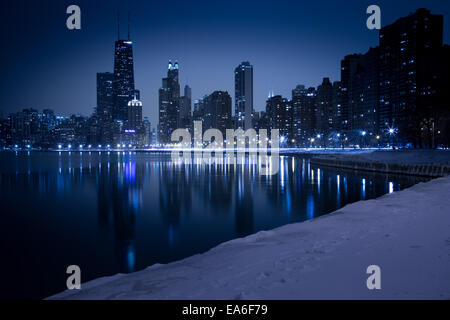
[97,72,114,144]
[158,60,180,143]
[127,92,143,131]
[112,13,135,122]
[234,61,253,130]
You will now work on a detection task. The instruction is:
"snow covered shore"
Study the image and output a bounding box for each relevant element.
[49,175,450,300]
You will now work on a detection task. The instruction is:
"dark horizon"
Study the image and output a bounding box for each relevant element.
[0,0,449,126]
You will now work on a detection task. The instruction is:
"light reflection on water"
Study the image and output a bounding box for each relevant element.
[0,151,430,299]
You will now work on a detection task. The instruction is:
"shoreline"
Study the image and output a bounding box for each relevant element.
[48,174,450,300]
[310,150,450,177]
[310,158,450,177]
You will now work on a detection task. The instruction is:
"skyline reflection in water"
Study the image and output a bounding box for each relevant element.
[0,151,430,299]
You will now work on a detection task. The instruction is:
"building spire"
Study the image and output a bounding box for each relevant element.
[117,11,120,40]
[128,11,131,40]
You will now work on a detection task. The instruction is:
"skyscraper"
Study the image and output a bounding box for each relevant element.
[235,61,254,130]
[316,78,333,141]
[291,85,307,146]
[303,88,317,146]
[143,117,151,145]
[97,72,114,144]
[112,15,135,122]
[158,61,180,143]
[203,91,232,136]
[378,8,443,146]
[192,97,206,127]
[331,81,343,133]
[121,93,145,146]
[350,47,379,138]
[127,93,143,131]
[340,54,361,133]
[266,94,291,143]
[178,84,192,130]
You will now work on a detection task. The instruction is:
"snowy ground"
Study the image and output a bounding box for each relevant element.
[49,175,450,300]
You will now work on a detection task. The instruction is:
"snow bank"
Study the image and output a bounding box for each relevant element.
[48,175,450,300]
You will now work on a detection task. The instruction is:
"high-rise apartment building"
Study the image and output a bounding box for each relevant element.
[235,62,254,130]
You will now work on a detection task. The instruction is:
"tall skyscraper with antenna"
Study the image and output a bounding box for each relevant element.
[112,12,135,122]
[158,61,180,144]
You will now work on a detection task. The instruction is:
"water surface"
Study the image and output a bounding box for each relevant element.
[0,151,429,299]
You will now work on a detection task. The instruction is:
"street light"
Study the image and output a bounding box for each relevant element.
[375,135,381,149]
[361,131,367,149]
[388,127,398,149]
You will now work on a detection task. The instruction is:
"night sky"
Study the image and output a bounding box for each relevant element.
[0,0,449,126]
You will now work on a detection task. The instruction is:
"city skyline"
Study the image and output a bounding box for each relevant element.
[1,1,450,303]
[2,7,449,148]
[1,0,450,126]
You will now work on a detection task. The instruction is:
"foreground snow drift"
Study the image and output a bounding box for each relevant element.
[49,176,450,300]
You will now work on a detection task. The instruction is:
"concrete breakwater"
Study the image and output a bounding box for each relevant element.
[310,156,450,177]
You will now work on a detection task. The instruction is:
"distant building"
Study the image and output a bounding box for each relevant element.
[203,91,232,136]
[439,45,450,147]
[97,72,114,144]
[127,94,143,131]
[291,87,317,146]
[235,61,253,130]
[316,78,333,141]
[158,61,180,144]
[291,85,307,146]
[143,117,151,145]
[178,84,192,130]
[193,98,205,123]
[252,111,268,132]
[266,94,292,144]
[339,48,380,145]
[331,81,343,133]
[340,54,361,133]
[113,36,135,122]
[351,47,379,139]
[123,93,145,146]
[378,8,444,146]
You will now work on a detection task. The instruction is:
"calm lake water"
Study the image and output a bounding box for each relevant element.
[0,151,430,299]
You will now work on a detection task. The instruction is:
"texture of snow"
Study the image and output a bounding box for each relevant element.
[49,175,450,300]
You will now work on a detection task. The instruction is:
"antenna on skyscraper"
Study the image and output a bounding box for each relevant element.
[117,11,120,40]
[128,11,131,40]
